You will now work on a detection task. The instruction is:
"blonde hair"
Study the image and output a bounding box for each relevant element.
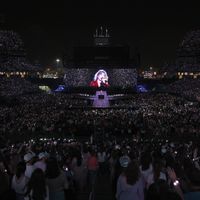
[94,69,108,81]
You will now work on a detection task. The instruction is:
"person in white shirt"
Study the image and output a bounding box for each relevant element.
[12,162,29,200]
[34,152,47,172]
[24,153,36,178]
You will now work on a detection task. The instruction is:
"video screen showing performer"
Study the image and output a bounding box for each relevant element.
[90,69,110,88]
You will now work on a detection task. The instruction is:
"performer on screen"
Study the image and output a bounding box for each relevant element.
[90,69,110,88]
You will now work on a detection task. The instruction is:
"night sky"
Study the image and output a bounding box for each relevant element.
[1,1,200,67]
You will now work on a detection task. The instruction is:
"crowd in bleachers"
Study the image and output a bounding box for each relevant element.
[0,30,40,73]
[64,69,91,87]
[165,78,200,101]
[177,29,200,66]
[0,77,40,97]
[0,58,40,72]
[112,69,137,87]
[180,30,200,52]
[0,30,24,52]
[161,29,200,74]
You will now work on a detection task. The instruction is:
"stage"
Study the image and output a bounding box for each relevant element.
[73,90,132,108]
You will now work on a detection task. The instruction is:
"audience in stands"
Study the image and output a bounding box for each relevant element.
[166,78,200,101]
[1,28,200,200]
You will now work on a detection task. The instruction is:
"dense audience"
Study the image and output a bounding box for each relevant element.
[179,30,200,53]
[1,28,200,200]
[162,29,200,75]
[1,91,200,140]
[0,30,40,73]
[0,58,40,72]
[1,127,200,200]
[0,77,40,97]
[64,68,91,87]
[0,75,200,200]
[166,78,200,101]
[0,30,24,52]
[112,68,137,87]
[177,29,200,66]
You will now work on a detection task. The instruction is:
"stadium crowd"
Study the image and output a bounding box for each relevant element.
[0,58,40,72]
[1,91,200,139]
[1,123,200,200]
[180,30,200,53]
[1,85,200,200]
[64,69,91,87]
[165,78,200,101]
[0,77,40,97]
[0,30,24,52]
[1,28,200,200]
[0,30,40,73]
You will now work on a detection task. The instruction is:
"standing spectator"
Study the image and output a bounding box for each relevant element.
[46,157,68,200]
[87,150,98,191]
[116,161,145,200]
[24,153,36,179]
[34,153,47,172]
[97,149,107,175]
[25,168,49,200]
[12,162,29,200]
[71,152,87,192]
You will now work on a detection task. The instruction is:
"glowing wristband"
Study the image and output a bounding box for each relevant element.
[173,180,179,186]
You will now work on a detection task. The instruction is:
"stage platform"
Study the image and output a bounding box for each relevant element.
[74,91,131,108]
[92,91,110,108]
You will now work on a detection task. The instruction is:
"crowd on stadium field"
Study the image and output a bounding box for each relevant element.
[1,129,200,200]
[1,91,200,141]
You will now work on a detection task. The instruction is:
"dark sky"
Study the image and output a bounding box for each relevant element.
[1,1,200,67]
